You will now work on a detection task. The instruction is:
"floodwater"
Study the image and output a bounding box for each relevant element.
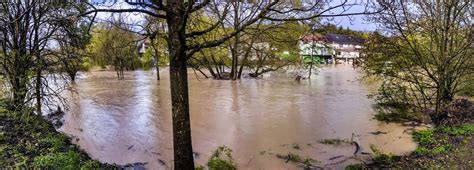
[60,65,417,169]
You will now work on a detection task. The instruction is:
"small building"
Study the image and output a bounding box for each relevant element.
[299,33,365,64]
[325,33,364,63]
[137,39,150,57]
[299,35,334,64]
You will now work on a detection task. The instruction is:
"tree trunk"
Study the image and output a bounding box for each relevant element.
[166,2,195,169]
[151,38,161,80]
[155,55,160,80]
[11,53,28,111]
[230,2,240,80]
[35,68,41,115]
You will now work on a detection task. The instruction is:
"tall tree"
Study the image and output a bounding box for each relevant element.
[0,1,74,113]
[88,19,140,79]
[364,0,473,118]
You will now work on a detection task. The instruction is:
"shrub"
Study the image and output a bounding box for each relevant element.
[207,146,237,170]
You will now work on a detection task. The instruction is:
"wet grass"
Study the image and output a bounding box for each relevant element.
[0,100,114,168]
[195,146,237,170]
[373,103,427,123]
[347,123,474,169]
[276,153,320,168]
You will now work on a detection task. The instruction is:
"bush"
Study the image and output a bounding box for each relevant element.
[207,146,237,170]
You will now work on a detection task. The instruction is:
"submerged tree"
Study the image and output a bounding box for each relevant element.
[56,8,93,82]
[363,1,473,118]
[0,1,79,113]
[88,18,140,80]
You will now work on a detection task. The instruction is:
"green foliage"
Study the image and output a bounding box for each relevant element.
[314,23,368,38]
[276,153,301,162]
[458,78,474,97]
[413,129,436,145]
[362,0,474,115]
[345,164,364,170]
[39,134,67,153]
[34,151,81,168]
[87,24,139,70]
[431,145,450,155]
[141,48,154,70]
[0,103,109,168]
[411,124,473,157]
[207,146,237,170]
[369,79,426,123]
[195,165,204,170]
[276,153,320,168]
[414,147,430,155]
[369,144,394,164]
[437,124,474,136]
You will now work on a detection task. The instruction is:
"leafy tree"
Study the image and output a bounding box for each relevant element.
[363,1,473,120]
[87,21,140,79]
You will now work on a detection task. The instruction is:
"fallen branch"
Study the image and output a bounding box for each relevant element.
[329,155,344,160]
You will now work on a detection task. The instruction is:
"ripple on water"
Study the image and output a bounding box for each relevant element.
[61,66,418,169]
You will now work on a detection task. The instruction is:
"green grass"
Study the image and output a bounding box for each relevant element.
[0,101,113,168]
[350,123,474,168]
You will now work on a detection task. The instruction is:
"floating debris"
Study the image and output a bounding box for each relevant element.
[329,155,344,160]
[370,131,388,135]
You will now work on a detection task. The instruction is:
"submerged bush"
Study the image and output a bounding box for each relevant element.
[207,146,237,170]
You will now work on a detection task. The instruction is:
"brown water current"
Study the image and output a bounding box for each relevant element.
[60,65,417,169]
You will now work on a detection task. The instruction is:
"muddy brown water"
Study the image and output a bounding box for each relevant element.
[60,65,417,169]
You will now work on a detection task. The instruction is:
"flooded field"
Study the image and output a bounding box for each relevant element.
[60,65,417,169]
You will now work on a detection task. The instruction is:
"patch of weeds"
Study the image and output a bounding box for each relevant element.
[431,145,451,155]
[302,157,319,167]
[319,138,345,145]
[437,124,474,136]
[414,147,429,156]
[207,146,237,170]
[276,153,301,162]
[369,144,394,165]
[276,153,320,168]
[345,164,364,170]
[39,134,67,153]
[34,151,81,168]
[412,129,436,146]
[292,144,301,150]
[195,165,204,170]
[81,160,101,170]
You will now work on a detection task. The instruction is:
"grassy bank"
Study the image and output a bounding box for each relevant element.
[0,101,113,168]
[348,99,474,169]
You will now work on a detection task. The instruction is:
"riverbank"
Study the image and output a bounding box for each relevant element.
[0,100,114,168]
[348,99,474,169]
